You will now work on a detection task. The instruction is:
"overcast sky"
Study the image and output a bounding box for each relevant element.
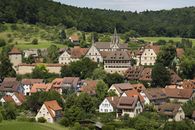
[53,0,195,12]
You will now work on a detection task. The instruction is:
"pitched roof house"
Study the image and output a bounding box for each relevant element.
[35,100,62,123]
[99,96,120,113]
[108,83,134,96]
[163,88,194,103]
[0,92,25,106]
[59,46,88,65]
[61,77,80,91]
[79,80,98,95]
[157,103,185,121]
[142,88,168,105]
[21,79,44,95]
[30,83,51,95]
[116,96,143,118]
[0,78,22,94]
[122,90,145,104]
[69,34,80,43]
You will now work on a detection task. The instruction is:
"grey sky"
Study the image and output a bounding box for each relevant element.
[53,0,195,12]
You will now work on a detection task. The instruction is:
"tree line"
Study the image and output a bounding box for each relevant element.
[1,0,195,37]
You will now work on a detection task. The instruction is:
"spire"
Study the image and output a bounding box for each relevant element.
[112,28,119,44]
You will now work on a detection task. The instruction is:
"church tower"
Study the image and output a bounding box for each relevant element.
[110,28,120,50]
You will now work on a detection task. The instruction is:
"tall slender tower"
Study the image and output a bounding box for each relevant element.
[111,28,120,50]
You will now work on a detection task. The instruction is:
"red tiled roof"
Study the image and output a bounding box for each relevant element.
[139,68,152,81]
[21,79,44,85]
[44,100,62,118]
[3,95,14,103]
[182,80,195,89]
[15,93,25,103]
[70,46,88,58]
[117,96,139,109]
[106,96,120,108]
[30,83,49,93]
[158,103,182,117]
[79,80,98,95]
[9,48,22,54]
[145,44,160,54]
[163,88,193,99]
[124,90,145,103]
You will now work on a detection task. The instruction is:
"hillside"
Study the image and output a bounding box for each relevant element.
[1,0,195,38]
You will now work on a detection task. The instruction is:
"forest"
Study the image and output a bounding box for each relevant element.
[1,0,195,38]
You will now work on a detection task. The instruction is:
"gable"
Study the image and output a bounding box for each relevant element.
[60,51,71,58]
[86,45,101,56]
[141,48,157,57]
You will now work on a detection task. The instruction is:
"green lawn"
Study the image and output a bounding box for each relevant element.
[0,121,69,130]
[138,37,195,46]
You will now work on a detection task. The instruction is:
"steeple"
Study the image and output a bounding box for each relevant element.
[112,28,119,45]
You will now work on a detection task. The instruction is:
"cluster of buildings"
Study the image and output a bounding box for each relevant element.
[99,80,195,121]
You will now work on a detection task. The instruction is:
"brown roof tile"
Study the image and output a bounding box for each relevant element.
[176,48,184,58]
[125,66,144,80]
[163,88,193,99]
[106,96,120,108]
[182,80,195,89]
[79,80,98,95]
[21,79,44,85]
[139,68,152,81]
[158,103,182,117]
[70,46,88,58]
[104,51,131,61]
[144,88,167,100]
[9,48,22,54]
[117,96,139,109]
[44,100,62,118]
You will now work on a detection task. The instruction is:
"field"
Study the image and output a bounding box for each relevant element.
[0,121,69,130]
[138,37,195,46]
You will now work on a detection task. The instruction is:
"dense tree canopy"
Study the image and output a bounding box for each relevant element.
[1,0,195,37]
[152,63,171,87]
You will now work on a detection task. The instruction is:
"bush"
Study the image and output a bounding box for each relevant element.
[37,117,46,123]
[32,38,38,45]
[59,117,70,127]
[0,113,3,123]
[102,124,115,130]
[0,39,6,47]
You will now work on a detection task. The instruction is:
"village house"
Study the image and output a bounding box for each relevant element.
[30,83,51,95]
[50,78,64,95]
[139,44,160,66]
[85,29,128,63]
[59,46,88,65]
[17,63,63,75]
[108,83,135,97]
[122,89,145,104]
[157,103,185,122]
[35,100,62,123]
[99,96,119,113]
[163,88,195,103]
[103,51,132,74]
[141,88,168,105]
[0,78,23,94]
[8,47,22,71]
[0,92,25,106]
[23,49,39,58]
[116,96,143,118]
[78,80,98,95]
[21,79,44,96]
[60,77,80,92]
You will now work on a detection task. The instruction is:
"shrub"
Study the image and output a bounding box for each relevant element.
[32,38,38,45]
[0,113,3,123]
[37,117,46,123]
[59,117,70,127]
[102,125,115,130]
[0,39,6,47]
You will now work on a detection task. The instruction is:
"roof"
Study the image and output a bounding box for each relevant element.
[30,83,49,93]
[112,83,134,95]
[2,95,14,103]
[144,44,160,54]
[9,48,22,54]
[125,66,145,80]
[139,68,152,81]
[95,42,128,49]
[158,103,182,117]
[44,100,62,118]
[0,78,20,92]
[163,88,193,99]
[176,48,184,58]
[130,84,146,92]
[124,90,145,103]
[106,96,120,108]
[62,77,80,88]
[182,80,195,89]
[21,79,44,85]
[15,93,25,103]
[169,70,182,84]
[79,80,98,95]
[104,51,131,61]
[117,96,139,109]
[70,46,88,58]
[144,88,167,100]
[51,78,64,88]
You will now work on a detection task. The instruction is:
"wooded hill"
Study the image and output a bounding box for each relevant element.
[1,0,195,38]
